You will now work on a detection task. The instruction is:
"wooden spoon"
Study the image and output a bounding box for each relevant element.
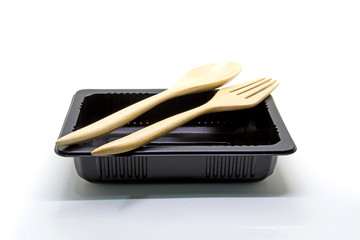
[91,77,279,156]
[56,62,242,146]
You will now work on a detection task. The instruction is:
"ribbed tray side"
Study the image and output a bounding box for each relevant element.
[97,156,147,180]
[205,156,257,179]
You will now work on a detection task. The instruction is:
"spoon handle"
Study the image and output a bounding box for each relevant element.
[91,104,211,156]
[56,89,177,146]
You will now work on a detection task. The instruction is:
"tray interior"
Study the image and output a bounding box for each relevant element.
[72,91,280,148]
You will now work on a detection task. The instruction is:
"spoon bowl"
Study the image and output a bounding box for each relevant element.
[172,62,242,94]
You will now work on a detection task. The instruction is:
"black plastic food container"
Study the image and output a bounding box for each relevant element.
[55,89,296,183]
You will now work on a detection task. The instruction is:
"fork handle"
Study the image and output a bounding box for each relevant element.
[91,104,211,156]
[56,89,179,146]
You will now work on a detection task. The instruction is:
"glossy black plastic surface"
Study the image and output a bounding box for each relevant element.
[55,89,296,183]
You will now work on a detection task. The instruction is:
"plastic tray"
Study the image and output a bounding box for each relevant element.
[55,89,296,183]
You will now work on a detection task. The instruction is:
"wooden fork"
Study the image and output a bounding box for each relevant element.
[91,78,279,156]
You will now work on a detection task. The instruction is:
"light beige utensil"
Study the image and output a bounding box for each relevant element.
[92,77,279,156]
[56,62,242,146]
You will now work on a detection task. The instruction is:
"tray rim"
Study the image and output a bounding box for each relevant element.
[55,89,296,157]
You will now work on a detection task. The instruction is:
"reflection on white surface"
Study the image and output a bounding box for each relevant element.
[26,151,296,201]
[12,156,360,240]
[39,160,288,201]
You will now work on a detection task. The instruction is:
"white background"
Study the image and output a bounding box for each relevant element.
[1,0,360,239]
